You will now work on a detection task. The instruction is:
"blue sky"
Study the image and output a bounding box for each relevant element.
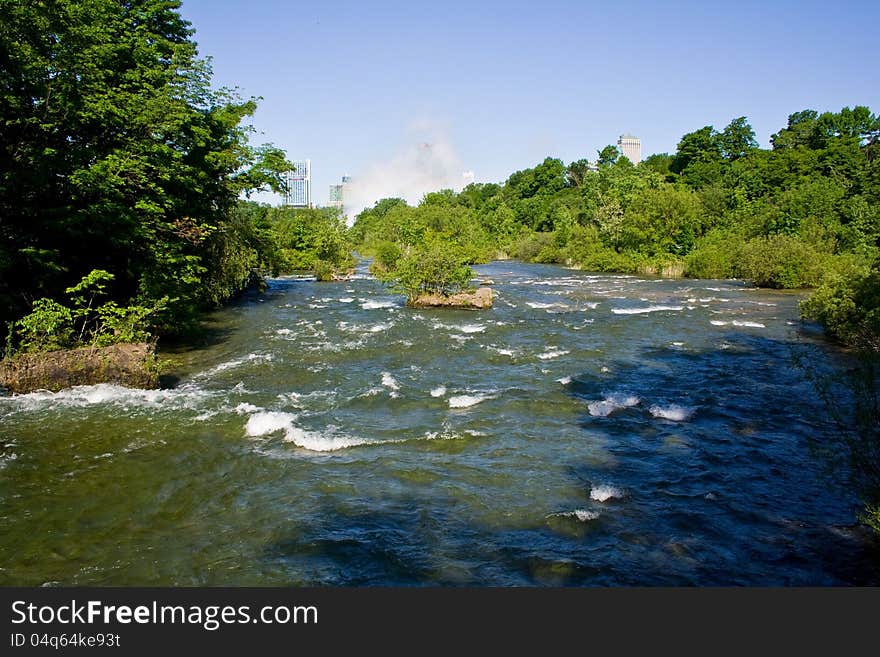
[178,0,880,209]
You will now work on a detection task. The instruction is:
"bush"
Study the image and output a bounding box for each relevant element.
[577,247,639,273]
[6,270,161,355]
[510,231,554,262]
[737,234,825,288]
[14,298,74,353]
[685,230,743,278]
[801,257,880,349]
[372,241,402,273]
[313,259,336,282]
[379,242,473,302]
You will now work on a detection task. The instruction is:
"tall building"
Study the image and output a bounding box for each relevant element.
[328,184,344,209]
[284,159,311,207]
[617,135,641,165]
[461,170,475,188]
[329,175,352,211]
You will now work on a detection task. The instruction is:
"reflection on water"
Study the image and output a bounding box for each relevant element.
[1,260,878,585]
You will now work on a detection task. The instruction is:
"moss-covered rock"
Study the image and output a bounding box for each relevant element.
[0,342,159,394]
[409,287,493,309]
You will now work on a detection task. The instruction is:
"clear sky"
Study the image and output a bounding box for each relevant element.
[178,0,880,209]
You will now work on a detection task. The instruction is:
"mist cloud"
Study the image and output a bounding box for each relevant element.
[344,121,466,221]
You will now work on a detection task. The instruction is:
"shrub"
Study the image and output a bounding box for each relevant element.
[313,259,336,282]
[510,231,554,262]
[7,270,162,355]
[379,242,472,302]
[685,230,743,279]
[737,234,825,288]
[801,257,880,350]
[372,241,402,272]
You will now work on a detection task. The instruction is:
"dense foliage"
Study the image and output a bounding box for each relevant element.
[263,204,354,280]
[377,241,473,303]
[0,0,290,351]
[8,269,160,353]
[353,107,880,349]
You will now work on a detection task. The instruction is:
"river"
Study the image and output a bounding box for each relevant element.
[1,260,877,585]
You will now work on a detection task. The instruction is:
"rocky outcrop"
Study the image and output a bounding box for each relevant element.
[409,287,493,309]
[0,342,159,394]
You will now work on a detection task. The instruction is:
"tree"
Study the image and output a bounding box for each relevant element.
[566,159,592,187]
[671,126,721,174]
[597,145,620,167]
[771,110,821,150]
[719,117,758,160]
[0,0,290,334]
[641,153,674,178]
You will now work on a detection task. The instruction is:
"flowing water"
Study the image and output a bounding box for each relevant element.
[1,260,878,585]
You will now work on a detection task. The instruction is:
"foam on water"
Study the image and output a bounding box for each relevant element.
[526,302,563,310]
[537,348,570,360]
[459,324,486,334]
[245,411,297,437]
[587,393,640,417]
[548,509,600,522]
[338,298,354,303]
[649,404,693,421]
[245,412,373,452]
[283,426,373,452]
[590,484,624,502]
[369,323,393,333]
[361,300,395,310]
[0,383,215,415]
[448,394,493,409]
[430,386,447,397]
[611,305,684,315]
[381,372,400,393]
[557,376,572,385]
[200,353,274,377]
[712,319,765,329]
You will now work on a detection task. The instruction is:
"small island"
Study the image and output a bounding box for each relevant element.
[372,241,493,309]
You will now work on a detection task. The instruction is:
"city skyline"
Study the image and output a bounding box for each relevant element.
[177,0,880,210]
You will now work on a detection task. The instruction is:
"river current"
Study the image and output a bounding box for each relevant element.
[1,260,877,585]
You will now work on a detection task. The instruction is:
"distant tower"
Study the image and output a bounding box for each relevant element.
[617,135,641,164]
[461,170,475,188]
[284,159,311,207]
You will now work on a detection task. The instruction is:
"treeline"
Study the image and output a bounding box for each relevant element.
[353,107,880,350]
[0,0,295,355]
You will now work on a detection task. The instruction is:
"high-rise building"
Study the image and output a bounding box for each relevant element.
[329,184,344,209]
[329,175,352,211]
[284,159,311,207]
[617,135,641,165]
[461,170,475,188]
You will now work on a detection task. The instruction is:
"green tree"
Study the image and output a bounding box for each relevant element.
[597,145,620,167]
[671,126,722,174]
[0,0,290,335]
[378,241,473,303]
[719,116,758,161]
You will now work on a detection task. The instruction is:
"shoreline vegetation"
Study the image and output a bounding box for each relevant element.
[0,2,878,532]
